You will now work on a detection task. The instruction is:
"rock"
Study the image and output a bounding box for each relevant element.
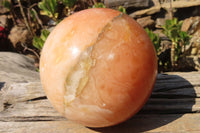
[129,5,161,18]
[136,16,155,28]
[190,31,200,55]
[47,26,55,32]
[8,26,32,50]
[181,16,200,56]
[191,47,198,55]
[161,0,200,9]
[130,0,200,19]
[161,40,171,50]
[0,6,9,14]
[0,15,7,28]
[181,18,193,33]
[104,0,150,9]
[151,0,160,6]
[0,52,40,112]
[156,18,166,28]
[177,56,200,71]
[153,29,167,38]
[0,52,39,81]
[181,16,200,34]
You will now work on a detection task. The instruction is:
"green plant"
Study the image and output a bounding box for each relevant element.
[118,6,127,14]
[33,29,50,50]
[162,18,190,68]
[145,28,161,54]
[179,31,191,51]
[38,0,78,20]
[92,2,106,8]
[60,0,77,8]
[60,0,77,16]
[38,0,58,20]
[92,2,127,14]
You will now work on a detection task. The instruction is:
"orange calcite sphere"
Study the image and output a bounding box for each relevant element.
[40,8,157,127]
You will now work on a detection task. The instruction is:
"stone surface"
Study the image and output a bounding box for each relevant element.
[156,18,166,28]
[0,15,7,28]
[0,52,39,87]
[129,0,200,18]
[153,29,166,38]
[129,5,161,18]
[104,0,150,8]
[181,16,200,34]
[136,16,155,28]
[181,16,200,56]
[1,114,200,133]
[0,52,200,132]
[0,52,39,112]
[161,0,200,9]
[181,18,193,33]
[0,52,38,75]
[177,56,200,71]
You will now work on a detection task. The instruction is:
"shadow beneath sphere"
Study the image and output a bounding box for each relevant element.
[90,73,196,133]
[0,82,5,91]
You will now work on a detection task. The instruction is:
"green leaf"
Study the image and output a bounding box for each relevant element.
[118,6,127,14]
[49,0,57,14]
[40,30,50,41]
[162,17,192,66]
[33,29,50,50]
[165,19,171,27]
[145,28,161,54]
[175,54,178,62]
[178,20,183,27]
[61,0,77,7]
[93,2,106,8]
[33,37,43,50]
[38,2,51,16]
[172,18,177,25]
[38,0,58,19]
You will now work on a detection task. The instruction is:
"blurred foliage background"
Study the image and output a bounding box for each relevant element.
[0,0,200,72]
